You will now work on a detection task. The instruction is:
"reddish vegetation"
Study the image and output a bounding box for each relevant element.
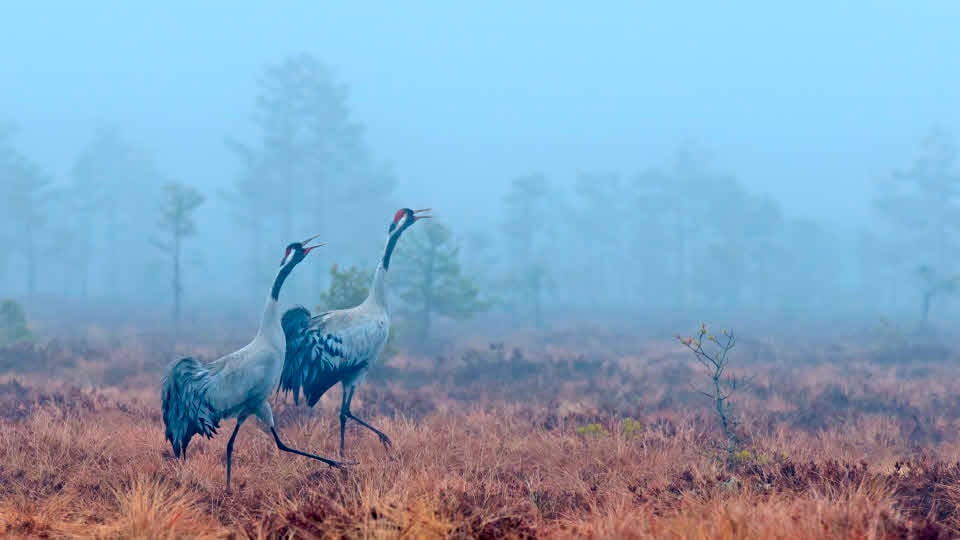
[0,326,958,538]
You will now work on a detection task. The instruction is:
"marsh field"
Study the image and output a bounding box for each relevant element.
[0,314,958,540]
[4,2,960,539]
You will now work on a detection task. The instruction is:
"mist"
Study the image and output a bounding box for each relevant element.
[3,2,960,335]
[9,5,960,534]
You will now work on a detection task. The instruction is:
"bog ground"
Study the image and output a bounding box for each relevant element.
[0,323,958,539]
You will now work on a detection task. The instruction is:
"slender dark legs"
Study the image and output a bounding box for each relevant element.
[339,385,392,457]
[225,416,245,491]
[271,427,346,469]
[222,403,345,492]
[339,389,349,457]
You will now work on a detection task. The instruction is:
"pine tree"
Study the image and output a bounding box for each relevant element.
[874,126,960,320]
[318,264,372,311]
[154,182,205,323]
[393,222,486,341]
[0,126,53,296]
[500,174,557,328]
[228,53,394,299]
[916,265,960,327]
[0,299,30,345]
[70,126,163,296]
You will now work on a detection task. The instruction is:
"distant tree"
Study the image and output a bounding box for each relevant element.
[0,299,30,344]
[692,177,784,310]
[154,182,205,322]
[500,174,557,328]
[318,264,371,311]
[222,139,274,292]
[501,263,552,328]
[735,194,784,307]
[874,127,960,304]
[229,53,394,299]
[70,126,163,295]
[916,265,960,326]
[0,123,12,286]
[0,127,53,296]
[256,54,357,240]
[393,222,487,341]
[858,231,896,311]
[572,172,631,305]
[460,229,501,305]
[628,167,677,308]
[625,142,791,312]
[766,218,839,314]
[632,144,718,309]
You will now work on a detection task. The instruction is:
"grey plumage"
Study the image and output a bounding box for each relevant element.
[280,305,381,406]
[161,356,220,458]
[281,307,368,406]
[159,236,343,490]
[279,208,430,457]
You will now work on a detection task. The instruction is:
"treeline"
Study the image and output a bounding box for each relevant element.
[0,54,396,322]
[1,53,958,332]
[480,129,960,327]
[482,150,855,325]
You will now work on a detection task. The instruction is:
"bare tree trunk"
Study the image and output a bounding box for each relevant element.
[105,205,117,292]
[713,369,737,463]
[173,228,182,323]
[533,272,543,330]
[80,258,89,298]
[79,221,91,298]
[25,221,36,297]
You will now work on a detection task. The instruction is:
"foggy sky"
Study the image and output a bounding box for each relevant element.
[3,1,959,231]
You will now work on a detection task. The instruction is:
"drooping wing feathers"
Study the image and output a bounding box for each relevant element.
[280,305,379,406]
[160,357,220,458]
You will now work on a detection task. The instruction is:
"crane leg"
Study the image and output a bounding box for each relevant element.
[339,388,349,457]
[341,385,392,455]
[225,416,245,492]
[270,427,347,469]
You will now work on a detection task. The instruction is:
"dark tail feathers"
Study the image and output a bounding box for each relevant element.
[160,357,220,458]
[280,306,312,404]
[279,305,369,407]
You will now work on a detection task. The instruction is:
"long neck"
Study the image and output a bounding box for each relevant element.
[271,260,296,301]
[260,260,296,333]
[366,262,389,308]
[382,230,401,271]
[366,231,401,308]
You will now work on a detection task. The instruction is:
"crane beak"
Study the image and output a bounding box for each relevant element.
[304,242,325,254]
[301,233,325,254]
[413,208,432,221]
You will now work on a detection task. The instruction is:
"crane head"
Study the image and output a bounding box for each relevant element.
[280,233,325,267]
[389,208,432,234]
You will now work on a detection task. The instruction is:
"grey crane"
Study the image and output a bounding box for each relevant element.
[279,207,430,457]
[161,234,350,489]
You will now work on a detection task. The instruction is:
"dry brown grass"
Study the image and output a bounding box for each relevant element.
[1,328,959,538]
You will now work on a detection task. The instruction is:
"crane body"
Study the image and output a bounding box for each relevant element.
[280,208,430,456]
[161,235,344,489]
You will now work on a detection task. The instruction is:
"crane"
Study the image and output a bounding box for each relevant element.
[279,207,431,457]
[161,234,350,490]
